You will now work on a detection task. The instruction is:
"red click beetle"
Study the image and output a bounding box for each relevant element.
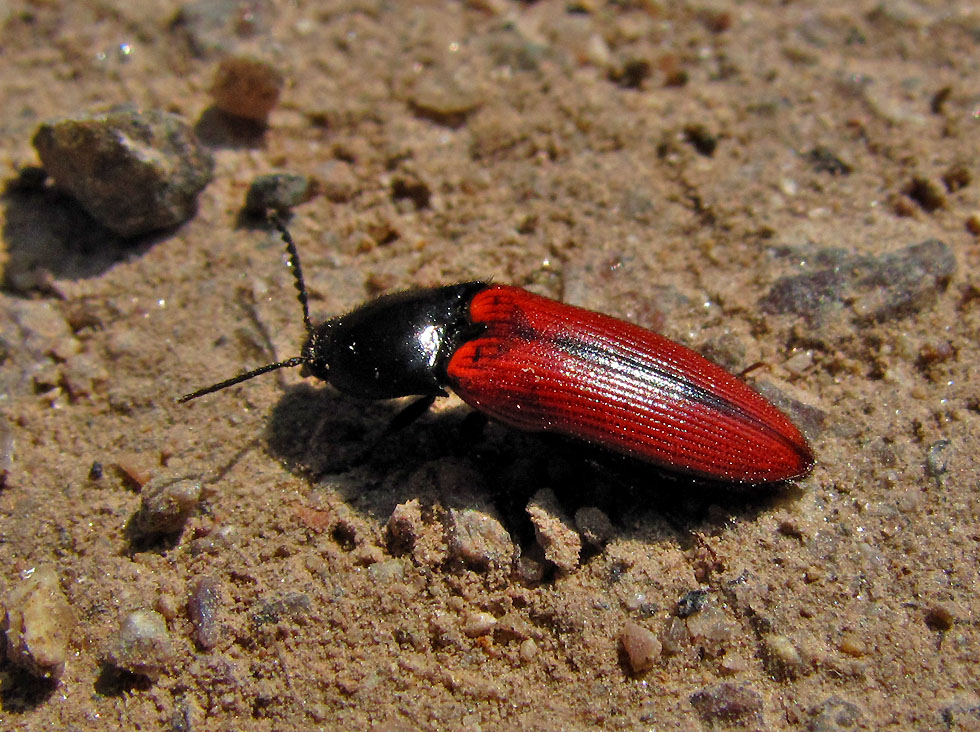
[180,223,813,484]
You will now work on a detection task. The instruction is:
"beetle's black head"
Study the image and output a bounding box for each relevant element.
[299,323,329,382]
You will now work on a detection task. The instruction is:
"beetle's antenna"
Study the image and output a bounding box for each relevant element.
[270,215,313,338]
[178,217,315,404]
[178,357,306,403]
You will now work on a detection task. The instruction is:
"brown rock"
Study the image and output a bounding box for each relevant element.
[3,566,76,680]
[210,55,284,121]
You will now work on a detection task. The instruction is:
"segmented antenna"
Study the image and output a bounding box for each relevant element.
[177,357,305,403]
[271,215,313,338]
[177,217,314,404]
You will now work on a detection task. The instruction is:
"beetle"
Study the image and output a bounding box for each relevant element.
[179,223,813,484]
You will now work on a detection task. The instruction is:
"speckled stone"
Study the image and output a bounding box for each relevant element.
[32,106,213,237]
[107,609,175,680]
[2,566,76,680]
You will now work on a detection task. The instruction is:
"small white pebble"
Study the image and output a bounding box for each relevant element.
[462,611,497,638]
[519,638,538,662]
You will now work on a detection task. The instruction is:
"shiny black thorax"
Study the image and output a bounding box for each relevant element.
[302,282,487,399]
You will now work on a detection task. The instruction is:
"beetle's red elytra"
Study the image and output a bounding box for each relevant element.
[180,222,813,484]
[448,286,812,483]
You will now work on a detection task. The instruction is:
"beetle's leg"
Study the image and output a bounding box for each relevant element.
[382,395,438,436]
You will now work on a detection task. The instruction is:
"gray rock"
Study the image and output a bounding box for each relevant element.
[170,0,272,58]
[761,239,955,325]
[107,609,175,680]
[244,172,317,216]
[33,106,214,237]
[188,576,222,650]
[133,476,202,536]
[446,507,515,571]
[807,695,863,732]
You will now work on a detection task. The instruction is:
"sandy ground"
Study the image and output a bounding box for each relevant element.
[1,1,979,730]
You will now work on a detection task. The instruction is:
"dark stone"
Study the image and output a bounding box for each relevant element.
[676,589,709,618]
[244,173,317,216]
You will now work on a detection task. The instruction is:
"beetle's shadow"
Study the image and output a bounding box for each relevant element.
[264,384,799,549]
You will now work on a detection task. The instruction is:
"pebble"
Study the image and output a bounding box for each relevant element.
[107,609,175,680]
[353,543,385,566]
[719,652,749,675]
[132,476,202,536]
[806,146,853,175]
[187,576,222,650]
[690,682,764,725]
[519,638,538,663]
[462,611,497,638]
[170,0,272,57]
[243,172,318,216]
[807,695,863,732]
[761,239,955,325]
[32,106,214,237]
[966,213,980,236]
[210,55,284,122]
[61,352,109,398]
[8,299,79,361]
[366,558,407,583]
[574,506,614,549]
[2,566,76,680]
[249,593,311,626]
[188,524,239,555]
[761,633,806,678]
[480,25,544,72]
[752,378,827,438]
[446,507,515,571]
[526,489,581,573]
[685,605,734,658]
[315,160,358,203]
[621,621,661,673]
[675,588,709,618]
[924,440,951,482]
[386,498,448,568]
[493,612,531,643]
[0,413,13,482]
[660,615,690,655]
[837,632,866,658]
[409,69,484,125]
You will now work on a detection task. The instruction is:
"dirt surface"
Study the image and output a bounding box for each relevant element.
[1,1,979,730]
